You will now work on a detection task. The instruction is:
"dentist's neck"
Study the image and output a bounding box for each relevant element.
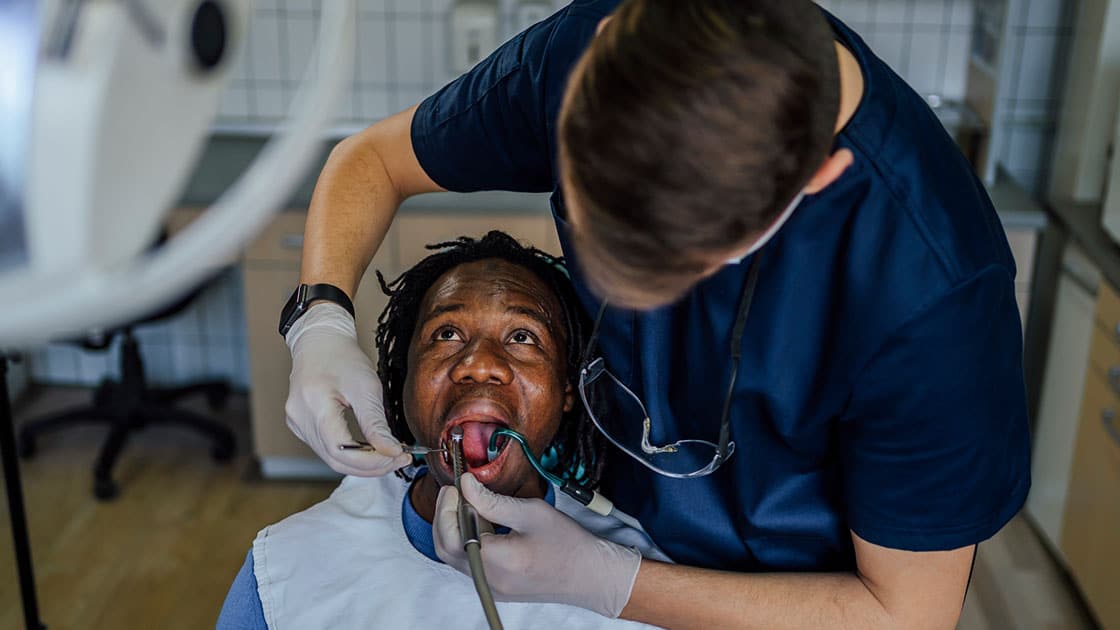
[834,41,864,134]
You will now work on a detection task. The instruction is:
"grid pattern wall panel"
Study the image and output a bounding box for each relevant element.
[218,0,572,131]
[820,0,976,100]
[988,0,1077,195]
[217,0,979,130]
[28,269,252,390]
[34,0,1079,388]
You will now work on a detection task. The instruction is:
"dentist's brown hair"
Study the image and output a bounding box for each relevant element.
[559,0,840,307]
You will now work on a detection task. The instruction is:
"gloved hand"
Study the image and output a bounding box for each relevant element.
[284,302,412,476]
[433,473,642,618]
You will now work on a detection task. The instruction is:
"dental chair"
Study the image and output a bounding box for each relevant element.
[17,272,236,501]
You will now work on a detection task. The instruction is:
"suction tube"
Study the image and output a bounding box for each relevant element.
[466,544,502,630]
[451,427,503,630]
[488,428,615,517]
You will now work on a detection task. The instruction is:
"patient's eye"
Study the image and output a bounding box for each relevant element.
[435,327,463,342]
[508,329,537,345]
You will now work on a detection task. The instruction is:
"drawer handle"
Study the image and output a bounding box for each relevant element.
[1104,409,1120,447]
[1110,367,1120,394]
[281,234,304,250]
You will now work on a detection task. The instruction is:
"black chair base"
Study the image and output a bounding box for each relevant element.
[17,330,235,501]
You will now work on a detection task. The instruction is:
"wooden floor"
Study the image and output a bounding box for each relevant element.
[959,517,1098,629]
[0,387,334,630]
[0,387,1100,629]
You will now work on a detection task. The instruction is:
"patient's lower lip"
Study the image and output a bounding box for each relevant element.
[435,434,510,485]
[468,443,512,483]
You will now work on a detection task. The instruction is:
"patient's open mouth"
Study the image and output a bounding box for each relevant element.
[439,399,515,481]
[458,421,510,468]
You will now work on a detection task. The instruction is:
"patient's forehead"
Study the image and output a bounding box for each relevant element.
[417,259,566,339]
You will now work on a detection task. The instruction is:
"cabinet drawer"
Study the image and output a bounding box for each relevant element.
[242,265,312,459]
[1060,371,1120,630]
[243,211,399,281]
[166,208,239,267]
[1096,280,1120,340]
[244,211,311,264]
[242,262,395,461]
[1089,325,1120,389]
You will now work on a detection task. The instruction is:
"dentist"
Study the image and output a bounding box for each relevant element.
[280,2,1029,627]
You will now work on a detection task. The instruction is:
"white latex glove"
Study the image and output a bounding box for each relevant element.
[433,473,642,618]
[284,302,413,476]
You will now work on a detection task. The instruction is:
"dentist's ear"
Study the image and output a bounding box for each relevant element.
[596,16,613,35]
[803,148,854,195]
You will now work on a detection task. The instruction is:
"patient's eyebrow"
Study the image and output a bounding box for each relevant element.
[508,305,551,332]
[422,303,464,324]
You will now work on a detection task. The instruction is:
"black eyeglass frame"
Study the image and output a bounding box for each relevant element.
[577,252,764,478]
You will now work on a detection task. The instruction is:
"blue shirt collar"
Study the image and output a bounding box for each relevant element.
[400,467,555,563]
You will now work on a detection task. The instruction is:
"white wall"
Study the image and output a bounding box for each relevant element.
[35,0,1078,388]
[217,0,977,131]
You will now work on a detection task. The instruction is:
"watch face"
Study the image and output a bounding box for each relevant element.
[279,284,353,336]
[279,285,305,336]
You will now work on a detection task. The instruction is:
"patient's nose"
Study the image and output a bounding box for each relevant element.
[450,338,513,385]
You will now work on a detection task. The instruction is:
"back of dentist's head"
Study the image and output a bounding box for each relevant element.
[559,0,840,308]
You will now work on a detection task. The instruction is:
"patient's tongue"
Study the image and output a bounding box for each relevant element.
[459,422,501,469]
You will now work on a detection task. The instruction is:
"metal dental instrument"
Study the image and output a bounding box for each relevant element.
[450,426,503,630]
[337,441,445,456]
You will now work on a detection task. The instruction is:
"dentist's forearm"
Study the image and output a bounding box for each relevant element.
[300,105,443,299]
[622,561,892,629]
[300,135,399,299]
[621,535,973,630]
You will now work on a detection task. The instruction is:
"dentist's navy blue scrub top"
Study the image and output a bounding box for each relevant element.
[410,1,1030,572]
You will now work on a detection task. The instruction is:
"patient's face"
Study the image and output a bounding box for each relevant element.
[403,259,574,498]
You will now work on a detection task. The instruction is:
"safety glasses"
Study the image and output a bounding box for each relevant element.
[577,253,763,479]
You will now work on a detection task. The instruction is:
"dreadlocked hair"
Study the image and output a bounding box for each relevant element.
[374,230,606,488]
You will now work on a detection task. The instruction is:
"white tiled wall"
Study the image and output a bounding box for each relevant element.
[218,0,574,131]
[985,0,1077,196]
[821,0,975,100]
[32,0,1073,388]
[28,269,251,389]
[217,0,977,130]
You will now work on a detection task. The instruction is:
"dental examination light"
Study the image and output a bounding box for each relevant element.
[0,0,356,347]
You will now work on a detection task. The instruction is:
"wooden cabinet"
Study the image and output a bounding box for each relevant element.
[1060,280,1120,630]
[1096,273,1120,337]
[242,208,558,478]
[241,211,400,478]
[1060,370,1120,629]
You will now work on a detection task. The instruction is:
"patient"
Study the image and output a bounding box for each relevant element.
[218,231,667,629]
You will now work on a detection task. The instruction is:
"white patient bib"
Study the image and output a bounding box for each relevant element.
[252,475,668,629]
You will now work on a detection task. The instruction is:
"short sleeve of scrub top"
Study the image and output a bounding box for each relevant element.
[407,0,1030,571]
[411,18,560,192]
[411,3,609,193]
[840,266,1029,550]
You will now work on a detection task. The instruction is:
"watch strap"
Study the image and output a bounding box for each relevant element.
[278,283,355,336]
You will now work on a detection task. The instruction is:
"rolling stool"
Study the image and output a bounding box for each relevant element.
[17,287,236,500]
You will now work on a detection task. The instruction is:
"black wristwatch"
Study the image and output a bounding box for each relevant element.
[278,283,355,337]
